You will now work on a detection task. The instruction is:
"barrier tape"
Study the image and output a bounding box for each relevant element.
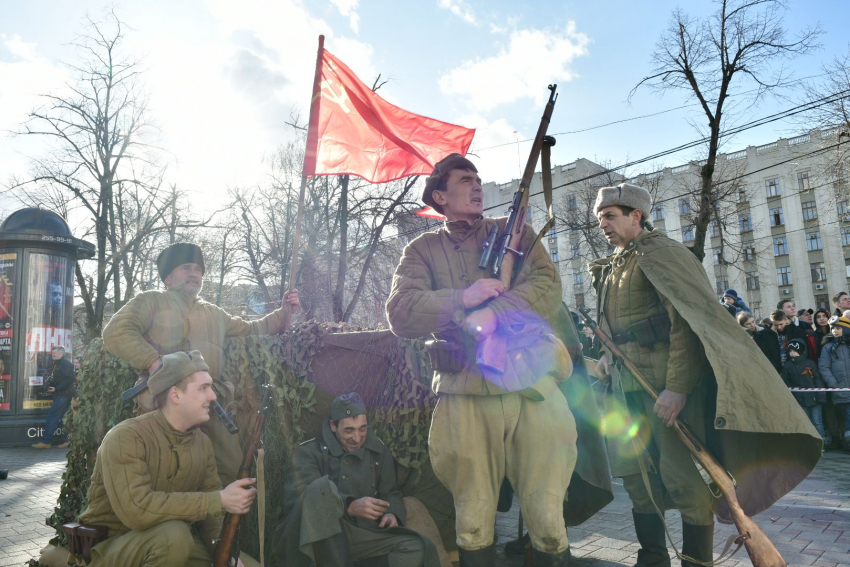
[788,387,850,392]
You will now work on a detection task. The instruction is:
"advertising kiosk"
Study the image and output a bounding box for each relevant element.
[0,208,94,446]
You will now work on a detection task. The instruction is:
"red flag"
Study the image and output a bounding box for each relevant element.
[415,206,446,220]
[303,39,475,183]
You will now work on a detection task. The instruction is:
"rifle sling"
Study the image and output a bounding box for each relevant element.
[528,141,556,265]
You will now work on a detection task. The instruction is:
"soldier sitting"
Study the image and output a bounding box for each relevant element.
[77,351,258,567]
[274,392,439,567]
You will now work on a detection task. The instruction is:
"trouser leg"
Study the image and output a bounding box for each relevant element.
[344,521,429,567]
[42,395,71,444]
[199,414,242,487]
[506,376,576,555]
[89,520,195,567]
[429,394,503,551]
[807,405,827,439]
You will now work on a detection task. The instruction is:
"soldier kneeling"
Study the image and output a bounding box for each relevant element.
[274,393,439,567]
[78,351,258,567]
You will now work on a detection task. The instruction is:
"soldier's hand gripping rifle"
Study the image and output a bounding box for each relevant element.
[577,308,785,567]
[213,384,273,567]
[477,84,558,373]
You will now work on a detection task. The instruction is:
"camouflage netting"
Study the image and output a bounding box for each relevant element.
[47,321,453,563]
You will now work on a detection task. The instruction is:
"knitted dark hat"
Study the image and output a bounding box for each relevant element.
[722,289,739,300]
[330,392,367,422]
[787,338,807,357]
[422,153,478,214]
[156,243,205,282]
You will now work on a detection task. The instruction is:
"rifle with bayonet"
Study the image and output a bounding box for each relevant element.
[477,84,558,373]
[213,384,272,567]
[577,308,785,567]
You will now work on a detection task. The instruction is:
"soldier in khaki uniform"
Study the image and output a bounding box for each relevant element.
[387,154,576,567]
[102,243,299,486]
[79,351,258,567]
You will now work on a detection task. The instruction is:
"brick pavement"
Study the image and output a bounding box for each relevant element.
[0,446,848,566]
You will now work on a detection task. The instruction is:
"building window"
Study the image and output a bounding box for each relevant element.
[571,242,580,258]
[840,200,850,220]
[769,207,784,227]
[709,221,721,238]
[682,225,695,242]
[679,198,691,215]
[713,248,724,265]
[815,295,829,311]
[567,194,577,211]
[573,272,583,287]
[715,276,729,295]
[798,171,811,191]
[751,301,761,320]
[846,258,850,279]
[774,236,788,256]
[744,245,756,261]
[811,262,827,282]
[551,250,560,263]
[737,185,748,203]
[806,231,822,251]
[801,201,818,221]
[842,227,850,246]
[746,272,760,291]
[575,293,585,310]
[653,205,665,221]
[739,214,753,233]
[765,178,780,198]
[777,266,792,286]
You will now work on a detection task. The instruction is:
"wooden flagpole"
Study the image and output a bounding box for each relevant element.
[285,35,324,319]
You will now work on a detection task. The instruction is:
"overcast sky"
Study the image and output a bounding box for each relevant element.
[1,0,848,220]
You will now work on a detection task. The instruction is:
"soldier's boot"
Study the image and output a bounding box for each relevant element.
[504,532,530,556]
[312,522,354,567]
[532,547,572,567]
[458,544,496,567]
[632,510,671,567]
[681,523,714,567]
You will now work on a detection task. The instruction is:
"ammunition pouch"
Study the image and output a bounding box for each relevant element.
[423,340,466,374]
[611,314,671,348]
[63,522,108,564]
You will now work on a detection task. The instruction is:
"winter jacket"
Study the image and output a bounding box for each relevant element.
[818,338,850,405]
[814,329,831,360]
[780,356,826,407]
[79,410,222,551]
[775,323,807,365]
[48,357,76,395]
[750,326,782,373]
[720,297,751,317]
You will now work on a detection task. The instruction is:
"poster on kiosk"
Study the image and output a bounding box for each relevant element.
[0,253,14,411]
[23,254,74,410]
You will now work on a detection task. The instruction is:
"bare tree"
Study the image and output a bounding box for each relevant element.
[630,0,821,259]
[4,10,206,342]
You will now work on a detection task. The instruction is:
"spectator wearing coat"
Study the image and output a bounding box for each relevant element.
[720,289,751,318]
[771,310,807,366]
[813,310,832,360]
[781,338,828,444]
[737,312,781,373]
[817,316,850,452]
[833,292,850,317]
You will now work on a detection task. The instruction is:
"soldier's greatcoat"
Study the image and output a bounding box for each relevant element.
[589,229,822,520]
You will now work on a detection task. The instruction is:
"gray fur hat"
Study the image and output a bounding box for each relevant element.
[594,183,652,221]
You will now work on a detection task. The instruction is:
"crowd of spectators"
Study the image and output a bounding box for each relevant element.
[731,290,850,452]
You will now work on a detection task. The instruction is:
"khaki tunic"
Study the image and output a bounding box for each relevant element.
[386,217,577,553]
[102,288,290,485]
[79,410,223,563]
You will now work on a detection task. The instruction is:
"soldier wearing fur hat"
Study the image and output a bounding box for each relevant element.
[589,182,822,567]
[386,153,581,567]
[274,392,439,567]
[102,242,300,487]
[78,351,259,567]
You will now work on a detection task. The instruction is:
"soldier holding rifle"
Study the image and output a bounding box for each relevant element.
[589,183,822,567]
[78,351,258,567]
[102,242,299,487]
[386,153,576,567]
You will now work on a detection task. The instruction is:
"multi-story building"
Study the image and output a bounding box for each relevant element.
[483,128,849,320]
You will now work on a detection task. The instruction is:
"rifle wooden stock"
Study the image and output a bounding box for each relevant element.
[213,385,272,567]
[478,85,558,372]
[579,311,785,567]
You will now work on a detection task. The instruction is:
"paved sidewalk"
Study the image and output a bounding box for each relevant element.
[0,446,848,566]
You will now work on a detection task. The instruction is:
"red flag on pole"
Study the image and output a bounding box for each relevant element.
[303,39,475,183]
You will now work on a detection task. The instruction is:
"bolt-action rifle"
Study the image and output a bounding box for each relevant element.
[477,84,558,373]
[577,308,785,567]
[213,384,272,567]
